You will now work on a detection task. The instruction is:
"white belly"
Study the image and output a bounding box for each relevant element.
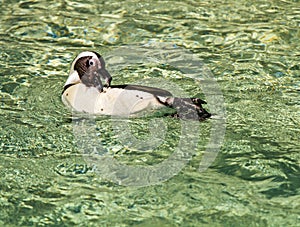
[62,84,165,115]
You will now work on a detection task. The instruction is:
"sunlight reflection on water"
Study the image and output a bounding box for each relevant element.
[0,0,299,226]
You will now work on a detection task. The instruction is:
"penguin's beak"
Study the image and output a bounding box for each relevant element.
[98,68,112,87]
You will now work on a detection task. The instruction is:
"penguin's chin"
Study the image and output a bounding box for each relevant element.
[80,70,104,93]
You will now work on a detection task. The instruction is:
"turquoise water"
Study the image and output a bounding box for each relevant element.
[0,0,299,226]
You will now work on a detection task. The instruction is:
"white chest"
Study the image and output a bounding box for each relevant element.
[62,84,164,115]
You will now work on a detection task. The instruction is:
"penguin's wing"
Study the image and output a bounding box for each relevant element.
[111,85,172,97]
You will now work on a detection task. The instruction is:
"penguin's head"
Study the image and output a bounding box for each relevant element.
[64,51,112,92]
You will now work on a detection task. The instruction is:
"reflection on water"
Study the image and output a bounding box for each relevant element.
[0,0,299,226]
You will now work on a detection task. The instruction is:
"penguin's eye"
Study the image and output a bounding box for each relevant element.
[88,59,95,66]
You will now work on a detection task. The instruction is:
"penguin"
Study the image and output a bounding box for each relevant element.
[62,51,211,120]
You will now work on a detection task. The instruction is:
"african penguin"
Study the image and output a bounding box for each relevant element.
[62,51,211,120]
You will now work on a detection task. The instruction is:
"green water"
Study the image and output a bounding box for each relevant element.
[0,0,299,226]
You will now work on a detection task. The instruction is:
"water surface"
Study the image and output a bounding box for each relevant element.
[0,0,299,226]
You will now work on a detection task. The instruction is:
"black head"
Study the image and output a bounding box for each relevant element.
[73,52,112,92]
